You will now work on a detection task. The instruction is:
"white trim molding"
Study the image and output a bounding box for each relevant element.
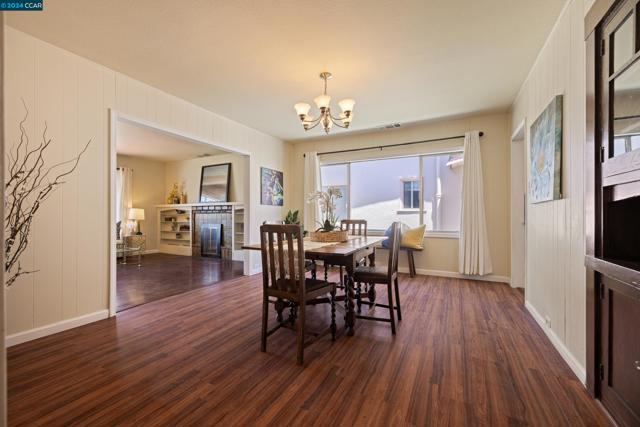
[400,267,510,284]
[5,310,109,347]
[525,300,587,385]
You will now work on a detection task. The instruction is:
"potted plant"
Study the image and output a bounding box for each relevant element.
[306,187,348,242]
[284,209,307,236]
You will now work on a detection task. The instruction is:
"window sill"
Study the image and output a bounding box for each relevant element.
[368,230,459,239]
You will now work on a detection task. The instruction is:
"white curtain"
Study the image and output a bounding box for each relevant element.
[115,167,133,236]
[303,152,321,231]
[459,131,493,275]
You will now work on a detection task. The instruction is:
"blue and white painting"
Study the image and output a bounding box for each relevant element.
[530,95,563,203]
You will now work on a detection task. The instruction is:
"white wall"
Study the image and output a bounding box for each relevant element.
[116,155,166,250]
[4,27,288,342]
[510,0,587,381]
[290,112,511,281]
[164,152,245,204]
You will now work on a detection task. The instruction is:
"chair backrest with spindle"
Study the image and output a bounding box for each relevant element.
[340,219,367,236]
[387,222,401,280]
[260,224,306,299]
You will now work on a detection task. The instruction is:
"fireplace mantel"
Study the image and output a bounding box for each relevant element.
[156,202,244,209]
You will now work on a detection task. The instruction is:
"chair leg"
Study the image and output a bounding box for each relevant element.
[339,266,344,287]
[330,288,337,341]
[261,295,268,352]
[297,302,306,365]
[324,264,329,282]
[394,277,402,321]
[387,283,396,335]
[356,282,362,314]
[311,262,317,280]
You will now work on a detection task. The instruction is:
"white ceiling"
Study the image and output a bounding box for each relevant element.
[7,0,566,141]
[116,119,227,162]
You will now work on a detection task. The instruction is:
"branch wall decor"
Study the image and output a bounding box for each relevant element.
[4,101,91,287]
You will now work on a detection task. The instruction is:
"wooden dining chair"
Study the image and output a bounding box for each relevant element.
[338,219,368,297]
[260,224,337,364]
[352,221,402,334]
[263,220,317,279]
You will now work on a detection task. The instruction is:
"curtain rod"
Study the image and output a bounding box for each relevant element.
[303,131,484,157]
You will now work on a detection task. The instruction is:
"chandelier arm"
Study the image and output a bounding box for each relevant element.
[302,115,322,125]
[329,115,347,129]
[329,112,347,122]
[304,119,323,131]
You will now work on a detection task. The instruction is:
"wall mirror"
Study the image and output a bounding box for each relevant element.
[199,163,231,203]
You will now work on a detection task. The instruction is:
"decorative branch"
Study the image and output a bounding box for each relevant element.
[4,100,91,287]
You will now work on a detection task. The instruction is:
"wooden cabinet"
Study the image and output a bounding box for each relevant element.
[586,1,640,425]
[600,275,640,427]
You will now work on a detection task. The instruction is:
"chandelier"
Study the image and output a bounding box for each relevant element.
[293,72,355,134]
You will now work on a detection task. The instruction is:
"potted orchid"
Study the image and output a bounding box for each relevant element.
[306,186,348,242]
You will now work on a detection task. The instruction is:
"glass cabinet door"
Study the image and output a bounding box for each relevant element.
[602,0,640,180]
[612,59,640,157]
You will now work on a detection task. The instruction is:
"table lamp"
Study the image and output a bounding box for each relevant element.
[128,208,145,235]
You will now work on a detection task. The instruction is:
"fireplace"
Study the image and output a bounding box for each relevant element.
[193,205,233,258]
[200,223,223,257]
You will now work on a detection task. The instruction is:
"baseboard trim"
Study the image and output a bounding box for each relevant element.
[5,309,110,347]
[143,249,160,255]
[524,300,587,384]
[400,267,510,284]
[247,265,509,284]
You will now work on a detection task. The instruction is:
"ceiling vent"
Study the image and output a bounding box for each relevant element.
[379,123,401,130]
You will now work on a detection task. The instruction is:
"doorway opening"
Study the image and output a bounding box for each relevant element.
[510,119,527,290]
[109,112,251,314]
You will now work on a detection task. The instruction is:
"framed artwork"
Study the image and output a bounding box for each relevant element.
[529,95,563,203]
[199,163,231,203]
[261,167,284,206]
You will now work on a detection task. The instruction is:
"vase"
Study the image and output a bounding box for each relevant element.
[309,230,348,243]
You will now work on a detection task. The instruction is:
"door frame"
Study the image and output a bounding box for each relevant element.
[108,109,252,316]
[510,118,527,290]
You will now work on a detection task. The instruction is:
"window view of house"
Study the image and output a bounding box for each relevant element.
[403,180,420,209]
[422,152,463,232]
[320,151,463,233]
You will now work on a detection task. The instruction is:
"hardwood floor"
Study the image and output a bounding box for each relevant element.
[116,253,244,311]
[8,271,611,426]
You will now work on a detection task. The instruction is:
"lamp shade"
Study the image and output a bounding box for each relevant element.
[293,102,311,117]
[128,208,145,221]
[314,94,331,110]
[338,98,355,113]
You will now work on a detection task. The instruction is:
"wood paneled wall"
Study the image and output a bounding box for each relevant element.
[4,27,288,339]
[1,13,7,427]
[510,0,588,381]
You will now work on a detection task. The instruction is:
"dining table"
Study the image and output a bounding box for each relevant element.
[243,235,386,336]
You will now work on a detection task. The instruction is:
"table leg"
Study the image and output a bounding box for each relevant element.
[275,298,285,323]
[344,263,356,336]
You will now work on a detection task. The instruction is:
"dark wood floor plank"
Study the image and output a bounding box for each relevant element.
[116,253,244,311]
[8,271,611,426]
